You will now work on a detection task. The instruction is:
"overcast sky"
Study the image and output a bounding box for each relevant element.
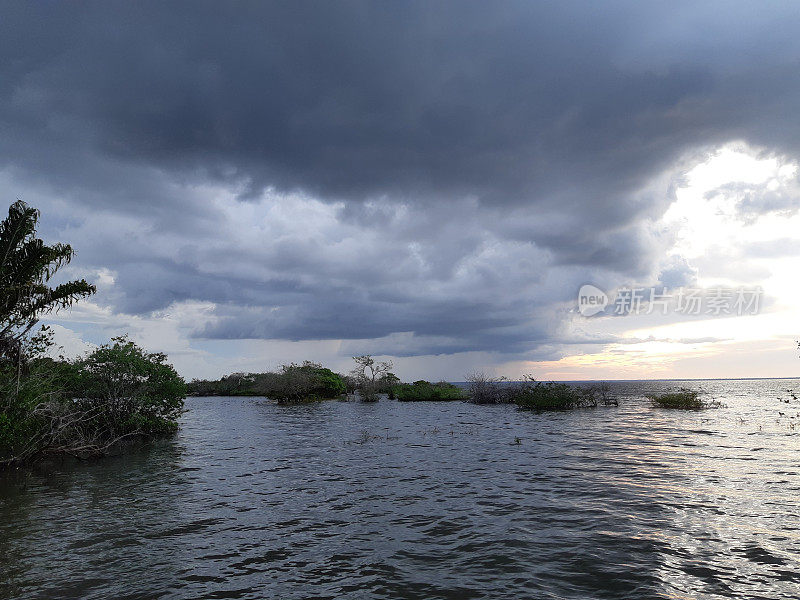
[3,1,800,380]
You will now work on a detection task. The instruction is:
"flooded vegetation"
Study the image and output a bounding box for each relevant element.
[648,388,724,410]
[3,379,800,599]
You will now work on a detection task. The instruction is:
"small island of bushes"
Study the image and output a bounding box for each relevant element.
[647,389,723,410]
[391,380,465,402]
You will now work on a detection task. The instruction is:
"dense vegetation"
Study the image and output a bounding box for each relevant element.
[0,201,186,466]
[189,357,405,403]
[188,362,346,403]
[511,378,600,410]
[392,380,465,402]
[465,373,615,410]
[1,337,186,465]
[647,389,720,409]
[465,373,513,404]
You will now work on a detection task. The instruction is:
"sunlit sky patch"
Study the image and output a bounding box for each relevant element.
[536,144,800,381]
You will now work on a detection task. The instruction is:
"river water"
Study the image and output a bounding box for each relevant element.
[2,379,800,599]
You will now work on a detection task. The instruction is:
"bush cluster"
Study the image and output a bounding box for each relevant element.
[0,337,186,466]
[465,373,604,410]
[647,389,720,409]
[392,380,465,402]
[465,372,514,404]
[510,378,598,411]
[188,361,346,403]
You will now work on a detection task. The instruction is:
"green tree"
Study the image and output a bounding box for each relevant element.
[0,200,95,369]
[73,336,187,435]
[350,355,393,402]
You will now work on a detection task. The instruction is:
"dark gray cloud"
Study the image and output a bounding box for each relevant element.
[2,1,800,357]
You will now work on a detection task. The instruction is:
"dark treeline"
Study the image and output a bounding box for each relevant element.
[188,365,620,409]
[188,364,469,404]
[188,359,400,403]
[188,362,349,401]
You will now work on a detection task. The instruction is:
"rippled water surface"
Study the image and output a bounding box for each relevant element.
[2,379,800,599]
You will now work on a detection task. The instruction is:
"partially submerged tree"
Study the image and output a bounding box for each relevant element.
[270,361,346,403]
[465,372,511,404]
[73,336,187,435]
[350,355,393,402]
[1,337,186,465]
[0,200,95,370]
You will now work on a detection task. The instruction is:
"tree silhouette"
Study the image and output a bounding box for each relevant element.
[0,200,95,365]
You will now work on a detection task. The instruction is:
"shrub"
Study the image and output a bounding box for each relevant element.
[0,336,186,465]
[588,381,618,406]
[265,362,346,403]
[511,378,598,411]
[647,388,718,409]
[70,337,187,435]
[377,372,401,395]
[392,380,465,402]
[0,354,76,464]
[465,372,513,404]
[187,362,347,401]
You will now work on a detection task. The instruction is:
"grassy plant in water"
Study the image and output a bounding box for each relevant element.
[392,380,465,402]
[647,388,720,409]
[512,377,599,411]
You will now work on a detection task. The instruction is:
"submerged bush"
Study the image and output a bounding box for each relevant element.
[188,372,256,396]
[465,372,513,404]
[267,362,346,403]
[188,362,346,403]
[71,337,186,434]
[392,380,465,402]
[0,337,186,466]
[511,377,598,411]
[647,389,718,409]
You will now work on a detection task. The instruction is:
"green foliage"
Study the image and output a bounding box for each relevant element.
[71,336,187,434]
[188,361,346,403]
[189,372,256,396]
[392,380,465,402]
[0,200,95,363]
[466,373,602,410]
[377,372,401,394]
[0,201,184,466]
[511,378,597,410]
[0,336,186,466]
[0,354,66,462]
[511,378,598,411]
[272,362,346,403]
[647,388,718,409]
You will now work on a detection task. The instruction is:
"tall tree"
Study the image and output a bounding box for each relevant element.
[350,355,393,401]
[0,200,95,364]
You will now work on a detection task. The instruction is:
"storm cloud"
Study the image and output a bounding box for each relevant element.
[2,1,800,361]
